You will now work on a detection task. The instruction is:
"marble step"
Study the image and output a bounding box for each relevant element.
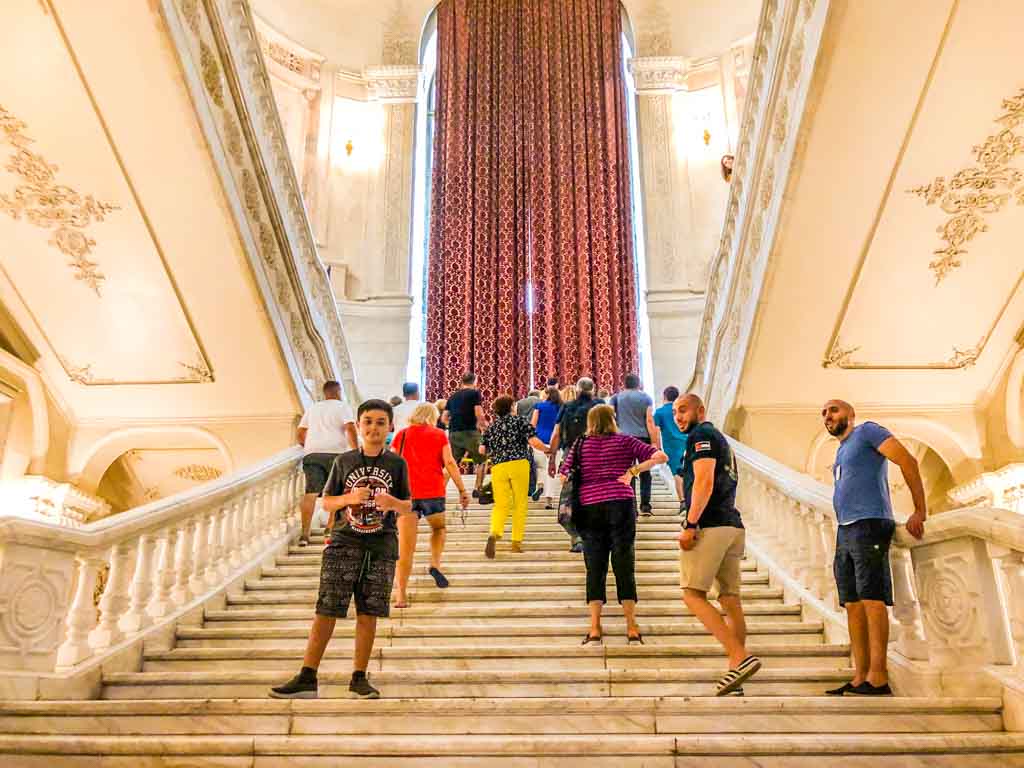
[283,546,731,560]
[224,584,779,606]
[254,569,768,588]
[201,601,795,628]
[0,697,1003,737]
[144,642,850,672]
[288,539,697,555]
[273,556,759,573]
[5,736,1024,768]
[101,666,856,699]
[176,620,825,648]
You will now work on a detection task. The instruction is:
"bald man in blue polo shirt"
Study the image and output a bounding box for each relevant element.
[822,399,926,697]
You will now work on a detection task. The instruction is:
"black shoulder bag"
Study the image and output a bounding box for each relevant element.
[557,436,586,527]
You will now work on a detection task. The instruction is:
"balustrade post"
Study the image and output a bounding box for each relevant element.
[189,513,211,597]
[55,554,104,667]
[88,542,134,651]
[120,533,155,633]
[278,474,292,534]
[170,520,197,606]
[261,484,276,546]
[254,487,270,550]
[204,510,224,586]
[791,502,812,582]
[225,502,242,569]
[890,545,929,660]
[998,551,1024,667]
[803,507,827,598]
[146,526,179,619]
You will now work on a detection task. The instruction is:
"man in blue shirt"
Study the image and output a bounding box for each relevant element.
[652,386,687,499]
[610,374,660,515]
[822,399,926,697]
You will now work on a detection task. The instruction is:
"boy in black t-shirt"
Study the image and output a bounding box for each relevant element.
[270,400,412,700]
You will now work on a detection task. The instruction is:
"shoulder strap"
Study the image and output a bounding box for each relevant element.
[398,431,407,457]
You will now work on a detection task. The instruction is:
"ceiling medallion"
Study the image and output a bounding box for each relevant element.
[907,88,1024,285]
[0,105,119,296]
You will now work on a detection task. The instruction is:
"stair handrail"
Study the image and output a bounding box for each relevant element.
[728,436,1024,688]
[0,447,303,677]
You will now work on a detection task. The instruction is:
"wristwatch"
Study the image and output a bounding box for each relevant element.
[682,519,699,531]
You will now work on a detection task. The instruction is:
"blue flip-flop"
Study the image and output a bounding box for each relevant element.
[429,567,449,588]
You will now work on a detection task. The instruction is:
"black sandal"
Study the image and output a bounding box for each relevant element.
[581,633,603,645]
[627,632,644,645]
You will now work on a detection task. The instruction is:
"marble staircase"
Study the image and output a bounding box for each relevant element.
[2,480,1023,766]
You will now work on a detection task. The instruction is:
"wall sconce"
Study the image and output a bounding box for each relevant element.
[703,128,711,146]
[345,139,354,157]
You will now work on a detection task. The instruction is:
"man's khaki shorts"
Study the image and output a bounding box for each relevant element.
[679,526,745,596]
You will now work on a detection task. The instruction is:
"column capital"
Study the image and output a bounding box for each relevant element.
[629,56,688,95]
[365,65,421,103]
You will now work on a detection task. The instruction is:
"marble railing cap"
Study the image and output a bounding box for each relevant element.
[0,447,302,554]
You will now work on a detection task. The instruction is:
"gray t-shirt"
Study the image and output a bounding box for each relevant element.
[610,389,653,439]
[516,396,541,420]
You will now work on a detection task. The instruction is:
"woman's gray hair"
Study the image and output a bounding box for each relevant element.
[576,377,595,394]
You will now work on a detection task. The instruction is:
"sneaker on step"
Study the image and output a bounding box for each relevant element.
[269,671,318,699]
[349,673,380,699]
[847,681,892,696]
[484,535,497,559]
[639,504,653,517]
[298,535,310,547]
[570,541,584,554]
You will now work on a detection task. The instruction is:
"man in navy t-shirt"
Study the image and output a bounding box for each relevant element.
[822,399,926,697]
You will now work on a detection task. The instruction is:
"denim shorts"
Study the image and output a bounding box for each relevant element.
[833,518,896,607]
[413,498,447,518]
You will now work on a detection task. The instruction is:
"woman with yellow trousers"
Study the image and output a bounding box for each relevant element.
[481,395,550,557]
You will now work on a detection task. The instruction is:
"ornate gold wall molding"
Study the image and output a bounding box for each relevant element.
[173,464,222,481]
[0,105,119,296]
[907,87,1024,284]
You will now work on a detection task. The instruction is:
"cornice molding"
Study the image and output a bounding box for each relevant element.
[252,14,324,93]
[364,65,420,103]
[629,56,687,95]
[162,0,361,405]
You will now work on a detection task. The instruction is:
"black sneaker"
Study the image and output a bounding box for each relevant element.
[349,673,380,699]
[472,489,480,499]
[825,681,856,696]
[298,535,310,548]
[569,541,584,554]
[639,504,653,517]
[269,671,318,699]
[847,681,893,696]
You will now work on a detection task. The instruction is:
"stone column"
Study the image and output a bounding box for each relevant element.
[631,57,707,393]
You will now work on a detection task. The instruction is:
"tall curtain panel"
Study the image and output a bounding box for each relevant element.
[426,0,638,401]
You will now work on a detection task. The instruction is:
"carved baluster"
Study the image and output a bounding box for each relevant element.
[814,511,837,609]
[146,526,179,619]
[262,484,277,546]
[170,520,197,605]
[89,541,134,650]
[189,513,211,596]
[241,492,257,559]
[204,510,224,586]
[56,555,104,667]
[278,475,292,534]
[254,487,269,550]
[890,545,929,660]
[290,467,303,524]
[794,502,813,583]
[226,501,242,569]
[120,533,155,633]
[803,508,826,598]
[999,551,1024,667]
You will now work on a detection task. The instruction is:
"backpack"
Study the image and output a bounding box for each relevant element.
[560,398,598,451]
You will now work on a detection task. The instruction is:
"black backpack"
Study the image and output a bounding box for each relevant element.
[560,398,598,451]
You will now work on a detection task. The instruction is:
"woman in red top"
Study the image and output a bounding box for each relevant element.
[392,402,471,608]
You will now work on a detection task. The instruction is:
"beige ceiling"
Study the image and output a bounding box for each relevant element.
[250,0,761,70]
[1,3,208,386]
[0,0,301,422]
[738,0,1024,409]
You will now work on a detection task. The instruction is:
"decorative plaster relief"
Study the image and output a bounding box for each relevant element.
[365,66,419,103]
[381,0,417,66]
[907,88,1024,284]
[0,105,117,295]
[637,0,673,57]
[173,463,223,481]
[0,550,71,663]
[629,57,687,95]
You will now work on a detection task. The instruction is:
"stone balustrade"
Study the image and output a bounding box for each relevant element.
[0,448,303,675]
[729,438,1024,689]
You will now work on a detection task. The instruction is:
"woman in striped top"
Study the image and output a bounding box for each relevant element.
[560,405,668,645]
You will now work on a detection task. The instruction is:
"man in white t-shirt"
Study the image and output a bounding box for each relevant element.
[391,382,426,434]
[297,380,358,545]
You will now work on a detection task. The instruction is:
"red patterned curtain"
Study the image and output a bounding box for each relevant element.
[426,0,637,401]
